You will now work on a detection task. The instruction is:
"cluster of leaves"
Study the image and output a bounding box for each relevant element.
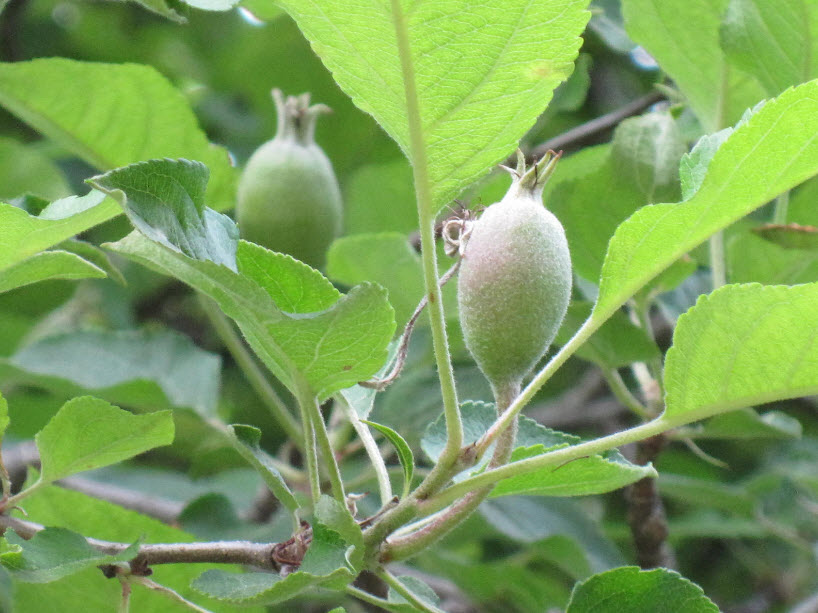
[2,0,818,612]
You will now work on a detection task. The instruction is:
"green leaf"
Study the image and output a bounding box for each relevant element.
[192,497,362,605]
[677,408,802,440]
[0,191,119,273]
[566,566,719,613]
[679,127,734,201]
[721,0,814,95]
[555,301,660,369]
[328,233,423,329]
[753,223,818,250]
[276,0,590,209]
[658,474,755,516]
[56,239,126,286]
[664,284,818,424]
[491,444,654,498]
[226,425,299,515]
[610,111,686,204]
[386,576,441,612]
[595,79,818,321]
[423,401,655,496]
[99,159,396,400]
[622,0,765,130]
[344,159,417,235]
[362,420,414,498]
[547,110,688,285]
[0,528,138,584]
[238,241,340,313]
[0,58,235,211]
[339,341,399,420]
[3,329,221,415]
[0,251,106,294]
[35,396,174,485]
[0,136,70,201]
[728,231,818,284]
[481,497,625,573]
[11,482,261,612]
[0,565,11,613]
[89,159,238,270]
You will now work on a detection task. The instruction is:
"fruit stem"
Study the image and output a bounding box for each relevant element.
[271,88,331,146]
[474,316,601,460]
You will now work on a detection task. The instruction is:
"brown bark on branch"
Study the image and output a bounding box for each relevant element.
[0,514,280,572]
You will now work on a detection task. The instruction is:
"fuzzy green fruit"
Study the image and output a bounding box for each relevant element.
[237,90,342,269]
[457,151,572,395]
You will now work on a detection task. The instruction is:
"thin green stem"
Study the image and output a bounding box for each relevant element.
[390,0,462,467]
[708,62,730,290]
[298,400,321,505]
[475,317,600,459]
[295,381,345,505]
[383,383,519,562]
[773,190,790,224]
[709,231,727,288]
[345,585,405,612]
[338,396,392,505]
[633,297,665,404]
[3,476,44,509]
[602,369,650,419]
[377,569,447,613]
[423,416,672,516]
[197,295,302,446]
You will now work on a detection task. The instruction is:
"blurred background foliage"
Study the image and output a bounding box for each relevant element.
[1,0,818,611]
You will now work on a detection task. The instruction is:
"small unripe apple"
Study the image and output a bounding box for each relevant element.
[236,90,342,269]
[457,151,572,396]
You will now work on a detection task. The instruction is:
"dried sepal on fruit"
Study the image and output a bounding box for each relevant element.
[236,89,342,269]
[457,150,572,398]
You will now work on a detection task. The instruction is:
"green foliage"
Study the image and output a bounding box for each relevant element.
[566,566,720,613]
[1,329,222,415]
[663,284,818,423]
[423,401,654,497]
[3,0,818,610]
[0,528,138,583]
[0,247,107,294]
[595,79,818,319]
[0,191,118,273]
[555,301,660,369]
[96,158,395,400]
[362,420,414,499]
[721,0,816,95]
[0,58,235,210]
[277,0,590,210]
[0,137,70,201]
[192,496,362,605]
[225,424,299,516]
[11,483,260,612]
[34,396,174,487]
[622,0,764,130]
